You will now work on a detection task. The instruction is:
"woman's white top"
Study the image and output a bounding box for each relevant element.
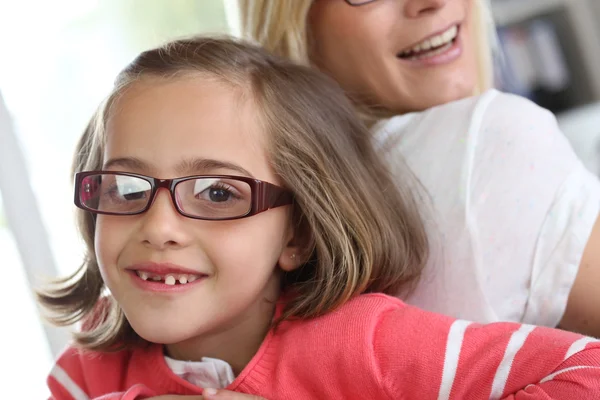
[374,89,600,327]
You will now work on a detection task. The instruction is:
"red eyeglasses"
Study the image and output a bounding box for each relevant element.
[74,171,294,221]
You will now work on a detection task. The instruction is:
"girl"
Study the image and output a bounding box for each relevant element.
[236,0,600,336]
[41,37,600,400]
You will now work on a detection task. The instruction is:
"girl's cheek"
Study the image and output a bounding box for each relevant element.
[94,218,129,263]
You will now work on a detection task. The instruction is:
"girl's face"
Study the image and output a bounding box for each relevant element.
[309,0,477,114]
[95,76,300,365]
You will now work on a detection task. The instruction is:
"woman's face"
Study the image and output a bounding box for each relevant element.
[309,0,477,114]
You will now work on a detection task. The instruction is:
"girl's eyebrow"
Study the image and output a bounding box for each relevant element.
[103,156,147,171]
[102,156,254,178]
[175,158,254,178]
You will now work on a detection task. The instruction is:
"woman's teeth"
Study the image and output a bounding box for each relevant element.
[398,25,458,59]
[136,270,200,285]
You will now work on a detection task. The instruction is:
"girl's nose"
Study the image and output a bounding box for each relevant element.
[137,188,193,250]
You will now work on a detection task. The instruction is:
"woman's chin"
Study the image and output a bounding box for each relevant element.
[391,82,477,113]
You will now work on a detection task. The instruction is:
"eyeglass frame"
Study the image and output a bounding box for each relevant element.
[344,0,379,6]
[73,171,294,221]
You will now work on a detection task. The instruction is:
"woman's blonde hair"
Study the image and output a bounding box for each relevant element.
[37,36,428,351]
[236,0,496,108]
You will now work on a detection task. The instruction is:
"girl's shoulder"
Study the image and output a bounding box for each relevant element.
[281,293,413,335]
[48,343,164,398]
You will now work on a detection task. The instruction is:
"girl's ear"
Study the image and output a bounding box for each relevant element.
[278,247,302,272]
[278,216,311,272]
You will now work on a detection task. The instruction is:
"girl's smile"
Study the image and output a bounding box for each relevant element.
[126,261,209,293]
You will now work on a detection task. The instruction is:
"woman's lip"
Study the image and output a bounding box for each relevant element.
[397,27,463,67]
[397,22,461,54]
[125,262,206,276]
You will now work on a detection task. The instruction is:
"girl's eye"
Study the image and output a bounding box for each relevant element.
[101,176,150,203]
[195,183,240,203]
[104,185,147,201]
[205,187,233,202]
[120,186,147,200]
[178,178,251,218]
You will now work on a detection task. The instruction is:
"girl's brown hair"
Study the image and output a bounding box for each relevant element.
[37,36,428,351]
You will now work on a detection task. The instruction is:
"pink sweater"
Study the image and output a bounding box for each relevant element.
[48,294,600,400]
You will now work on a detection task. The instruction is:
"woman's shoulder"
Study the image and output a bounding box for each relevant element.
[424,89,552,121]
[373,89,556,143]
[373,89,571,166]
[475,89,557,130]
[470,90,573,155]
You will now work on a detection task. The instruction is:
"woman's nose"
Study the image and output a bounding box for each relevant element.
[137,188,192,250]
[403,0,449,18]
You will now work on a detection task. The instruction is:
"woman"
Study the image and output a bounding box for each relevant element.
[234,0,600,336]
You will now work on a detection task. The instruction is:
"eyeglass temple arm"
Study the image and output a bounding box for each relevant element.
[255,182,294,212]
[270,190,294,208]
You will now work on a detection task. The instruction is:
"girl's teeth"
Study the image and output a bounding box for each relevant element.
[136,271,202,285]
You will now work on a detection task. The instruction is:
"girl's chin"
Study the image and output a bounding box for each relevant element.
[127,318,200,345]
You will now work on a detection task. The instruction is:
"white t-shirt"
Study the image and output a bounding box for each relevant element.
[164,355,234,388]
[374,89,600,327]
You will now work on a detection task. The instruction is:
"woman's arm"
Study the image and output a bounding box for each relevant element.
[560,214,600,337]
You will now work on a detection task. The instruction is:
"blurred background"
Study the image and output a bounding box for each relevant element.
[0,0,231,395]
[0,0,599,396]
[491,0,600,174]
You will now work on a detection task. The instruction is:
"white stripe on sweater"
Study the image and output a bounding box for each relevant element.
[565,337,599,360]
[437,320,473,400]
[50,364,90,400]
[540,366,600,383]
[489,324,536,400]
